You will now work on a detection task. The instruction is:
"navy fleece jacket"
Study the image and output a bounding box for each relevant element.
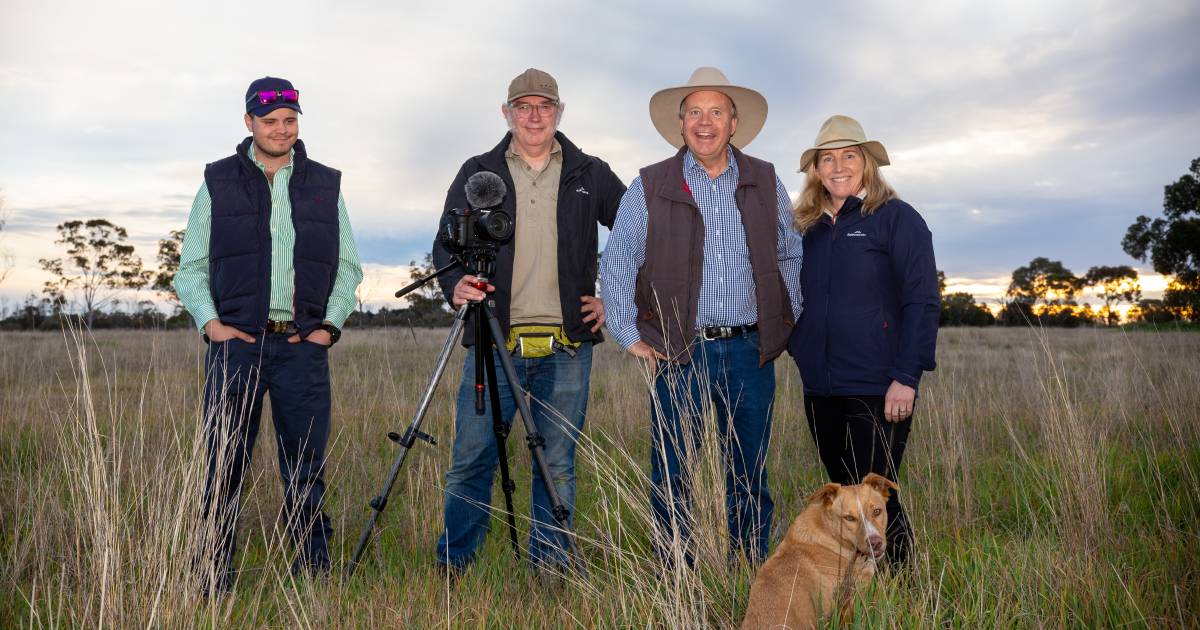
[788,196,940,396]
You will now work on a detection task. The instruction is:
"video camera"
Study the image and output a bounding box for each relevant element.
[438,171,513,254]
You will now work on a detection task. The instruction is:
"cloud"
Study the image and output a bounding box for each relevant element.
[1,0,1198,304]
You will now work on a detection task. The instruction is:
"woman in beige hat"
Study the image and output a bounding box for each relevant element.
[786,115,940,569]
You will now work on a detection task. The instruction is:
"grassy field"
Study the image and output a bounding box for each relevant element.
[1,325,1197,628]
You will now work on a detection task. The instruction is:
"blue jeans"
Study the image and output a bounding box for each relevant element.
[199,334,333,587]
[650,331,775,564]
[437,342,593,570]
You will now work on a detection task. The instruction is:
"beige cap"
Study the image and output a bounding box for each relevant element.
[507,68,559,102]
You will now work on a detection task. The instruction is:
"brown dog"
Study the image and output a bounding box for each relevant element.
[740,473,898,629]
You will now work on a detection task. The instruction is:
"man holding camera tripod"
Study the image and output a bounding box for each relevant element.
[431,68,625,576]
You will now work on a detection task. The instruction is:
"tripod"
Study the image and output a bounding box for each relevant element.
[345,253,582,579]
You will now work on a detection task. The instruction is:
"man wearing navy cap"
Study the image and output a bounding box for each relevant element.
[175,76,363,591]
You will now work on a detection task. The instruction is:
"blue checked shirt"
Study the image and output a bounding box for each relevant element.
[601,148,804,349]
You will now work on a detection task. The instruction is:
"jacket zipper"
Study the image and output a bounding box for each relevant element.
[824,216,835,395]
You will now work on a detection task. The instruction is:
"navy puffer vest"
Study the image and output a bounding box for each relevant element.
[204,137,340,337]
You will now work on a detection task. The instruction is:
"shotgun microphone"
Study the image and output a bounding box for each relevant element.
[465,171,506,209]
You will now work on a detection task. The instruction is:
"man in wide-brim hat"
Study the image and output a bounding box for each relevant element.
[600,67,803,564]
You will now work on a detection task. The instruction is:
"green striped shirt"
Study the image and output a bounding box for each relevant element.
[174,144,364,331]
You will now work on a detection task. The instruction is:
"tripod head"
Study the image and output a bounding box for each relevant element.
[394,251,498,301]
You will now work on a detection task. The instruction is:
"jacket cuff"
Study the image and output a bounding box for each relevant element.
[610,325,642,349]
[439,272,466,307]
[193,309,218,333]
[888,368,921,389]
[323,308,350,330]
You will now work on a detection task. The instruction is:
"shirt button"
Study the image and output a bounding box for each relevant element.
[531,199,536,204]
[717,254,722,259]
[711,184,717,190]
[716,230,722,236]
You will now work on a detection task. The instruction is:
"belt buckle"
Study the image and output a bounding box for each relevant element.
[267,320,289,334]
[702,326,725,341]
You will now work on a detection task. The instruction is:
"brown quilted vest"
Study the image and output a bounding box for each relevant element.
[634,146,794,366]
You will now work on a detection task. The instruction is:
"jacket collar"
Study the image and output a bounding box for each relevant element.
[825,195,870,229]
[477,131,587,179]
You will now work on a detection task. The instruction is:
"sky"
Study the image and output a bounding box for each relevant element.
[1,0,1198,312]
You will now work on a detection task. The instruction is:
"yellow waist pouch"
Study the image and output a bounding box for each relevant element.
[506,324,581,359]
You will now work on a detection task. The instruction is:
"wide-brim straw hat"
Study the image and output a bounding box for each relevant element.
[649,66,768,149]
[798,115,890,172]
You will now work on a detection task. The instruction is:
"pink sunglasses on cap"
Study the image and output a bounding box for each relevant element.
[246,89,300,106]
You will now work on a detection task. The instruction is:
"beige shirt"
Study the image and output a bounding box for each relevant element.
[506,140,564,326]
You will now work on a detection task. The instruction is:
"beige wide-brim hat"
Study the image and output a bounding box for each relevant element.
[649,66,768,149]
[797,115,890,172]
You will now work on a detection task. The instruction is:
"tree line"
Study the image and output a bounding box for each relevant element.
[2,156,1197,331]
[940,259,1155,328]
[940,156,1199,327]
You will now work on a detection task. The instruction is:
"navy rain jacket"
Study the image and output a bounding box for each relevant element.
[788,196,940,396]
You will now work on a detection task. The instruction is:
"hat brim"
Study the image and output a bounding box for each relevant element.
[508,90,559,102]
[649,85,767,149]
[798,140,889,173]
[249,102,303,118]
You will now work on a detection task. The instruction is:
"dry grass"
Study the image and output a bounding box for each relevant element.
[1,324,1197,628]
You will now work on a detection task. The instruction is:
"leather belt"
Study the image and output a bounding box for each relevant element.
[700,323,758,341]
[266,320,297,334]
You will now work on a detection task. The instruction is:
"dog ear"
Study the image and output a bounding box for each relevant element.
[806,482,841,506]
[861,473,898,497]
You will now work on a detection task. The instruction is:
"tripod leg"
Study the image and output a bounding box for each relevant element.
[345,307,468,580]
[474,310,487,415]
[478,301,584,573]
[481,341,521,558]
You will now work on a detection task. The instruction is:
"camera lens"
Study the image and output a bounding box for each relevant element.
[478,210,514,241]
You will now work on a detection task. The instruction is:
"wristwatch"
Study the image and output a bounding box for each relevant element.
[320,322,342,345]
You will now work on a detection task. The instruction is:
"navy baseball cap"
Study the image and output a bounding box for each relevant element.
[244,76,303,117]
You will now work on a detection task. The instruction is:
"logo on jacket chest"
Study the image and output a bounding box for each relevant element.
[846,229,867,237]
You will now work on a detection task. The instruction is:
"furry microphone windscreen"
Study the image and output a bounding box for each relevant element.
[464,171,507,209]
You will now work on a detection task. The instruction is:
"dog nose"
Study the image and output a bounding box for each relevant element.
[868,534,885,553]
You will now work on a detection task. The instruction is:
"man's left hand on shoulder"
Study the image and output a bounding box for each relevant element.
[581,295,605,332]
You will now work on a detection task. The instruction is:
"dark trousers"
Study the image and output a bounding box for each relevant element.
[651,332,775,565]
[199,334,333,589]
[803,395,912,568]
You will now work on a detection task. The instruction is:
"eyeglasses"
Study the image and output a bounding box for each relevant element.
[247,89,300,106]
[509,101,558,117]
